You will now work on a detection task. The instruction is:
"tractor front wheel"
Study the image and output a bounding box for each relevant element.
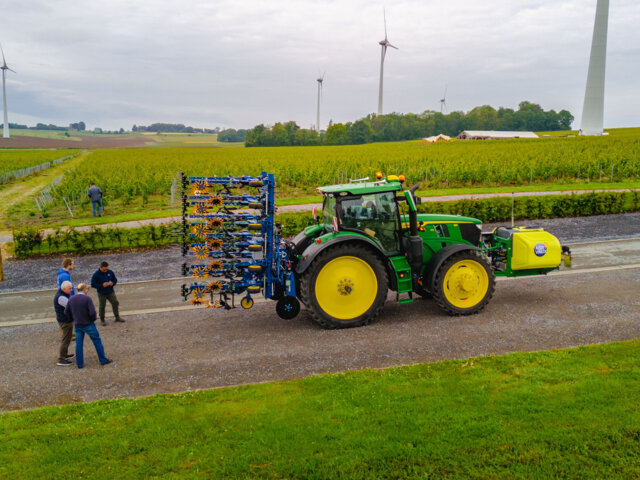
[432,250,495,316]
[300,244,389,329]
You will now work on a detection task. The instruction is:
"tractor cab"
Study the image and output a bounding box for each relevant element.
[318,175,406,255]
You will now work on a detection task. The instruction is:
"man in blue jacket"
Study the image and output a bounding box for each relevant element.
[57,257,75,295]
[64,283,111,368]
[91,261,124,325]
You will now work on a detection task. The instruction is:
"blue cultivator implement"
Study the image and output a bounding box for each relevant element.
[180,172,301,319]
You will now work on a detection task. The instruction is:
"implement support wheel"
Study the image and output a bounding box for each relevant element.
[432,250,495,316]
[300,243,389,329]
[276,296,300,319]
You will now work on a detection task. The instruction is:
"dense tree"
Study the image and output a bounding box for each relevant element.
[244,101,575,147]
[325,123,349,145]
[218,128,247,142]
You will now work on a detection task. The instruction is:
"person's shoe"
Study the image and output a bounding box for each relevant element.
[71,334,76,341]
[101,359,113,366]
[77,365,83,369]
[66,354,75,359]
[101,319,107,326]
[57,359,72,366]
[114,318,125,323]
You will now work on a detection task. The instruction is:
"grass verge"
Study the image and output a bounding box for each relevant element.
[1,340,639,478]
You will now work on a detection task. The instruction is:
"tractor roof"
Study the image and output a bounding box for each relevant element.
[318,177,403,196]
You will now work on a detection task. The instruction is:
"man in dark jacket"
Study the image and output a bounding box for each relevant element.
[87,183,103,217]
[54,280,75,366]
[91,261,124,325]
[64,283,112,368]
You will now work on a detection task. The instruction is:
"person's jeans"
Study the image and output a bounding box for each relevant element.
[92,199,103,217]
[75,323,108,367]
[98,292,120,321]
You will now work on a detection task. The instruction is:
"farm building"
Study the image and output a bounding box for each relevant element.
[456,130,538,140]
[422,134,451,144]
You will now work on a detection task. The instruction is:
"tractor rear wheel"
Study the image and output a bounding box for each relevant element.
[432,250,495,316]
[300,243,389,329]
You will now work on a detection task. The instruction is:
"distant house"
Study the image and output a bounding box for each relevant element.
[422,134,451,144]
[456,130,538,140]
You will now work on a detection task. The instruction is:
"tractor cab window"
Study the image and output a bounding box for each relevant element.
[322,195,337,231]
[339,191,400,254]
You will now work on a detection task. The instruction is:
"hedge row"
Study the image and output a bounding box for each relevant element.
[13,223,180,258]
[277,191,640,234]
[11,191,639,258]
[416,190,640,222]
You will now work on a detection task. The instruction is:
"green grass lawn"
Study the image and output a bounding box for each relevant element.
[2,340,639,478]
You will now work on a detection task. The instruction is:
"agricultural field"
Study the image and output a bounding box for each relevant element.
[0,150,79,178]
[53,131,640,198]
[2,128,639,228]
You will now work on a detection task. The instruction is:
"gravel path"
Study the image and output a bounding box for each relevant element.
[1,267,638,411]
[1,212,639,294]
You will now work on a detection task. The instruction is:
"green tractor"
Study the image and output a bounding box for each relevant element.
[181,172,571,329]
[289,174,571,329]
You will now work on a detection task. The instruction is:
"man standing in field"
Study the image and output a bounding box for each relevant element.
[53,280,75,366]
[87,182,103,217]
[91,261,124,325]
[64,283,112,368]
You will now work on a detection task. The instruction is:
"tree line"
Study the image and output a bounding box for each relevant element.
[242,102,574,147]
[132,123,218,134]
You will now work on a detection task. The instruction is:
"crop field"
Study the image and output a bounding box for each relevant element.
[51,131,640,201]
[0,150,79,177]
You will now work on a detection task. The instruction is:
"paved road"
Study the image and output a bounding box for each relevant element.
[2,238,639,327]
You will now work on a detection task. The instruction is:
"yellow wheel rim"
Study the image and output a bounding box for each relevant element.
[315,256,378,320]
[442,259,489,308]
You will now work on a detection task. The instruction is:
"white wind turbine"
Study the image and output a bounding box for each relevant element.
[377,9,398,115]
[440,86,448,113]
[1,43,16,139]
[580,0,609,136]
[316,72,325,132]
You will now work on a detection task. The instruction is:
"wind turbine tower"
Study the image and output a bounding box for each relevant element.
[316,73,324,132]
[580,0,609,136]
[1,44,16,139]
[377,10,398,115]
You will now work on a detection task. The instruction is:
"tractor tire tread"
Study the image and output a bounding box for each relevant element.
[300,243,388,329]
[432,250,495,316]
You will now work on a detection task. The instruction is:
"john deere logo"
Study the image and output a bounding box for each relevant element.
[534,243,547,257]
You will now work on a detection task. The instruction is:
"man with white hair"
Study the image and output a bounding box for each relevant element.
[53,280,75,366]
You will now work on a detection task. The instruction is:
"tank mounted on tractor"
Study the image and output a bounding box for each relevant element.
[181,172,572,329]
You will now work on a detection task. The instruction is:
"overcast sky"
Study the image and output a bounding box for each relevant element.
[1,0,638,131]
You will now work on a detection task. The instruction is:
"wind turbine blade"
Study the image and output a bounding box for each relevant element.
[387,43,399,50]
[383,8,388,40]
[0,44,6,67]
[8,67,16,74]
